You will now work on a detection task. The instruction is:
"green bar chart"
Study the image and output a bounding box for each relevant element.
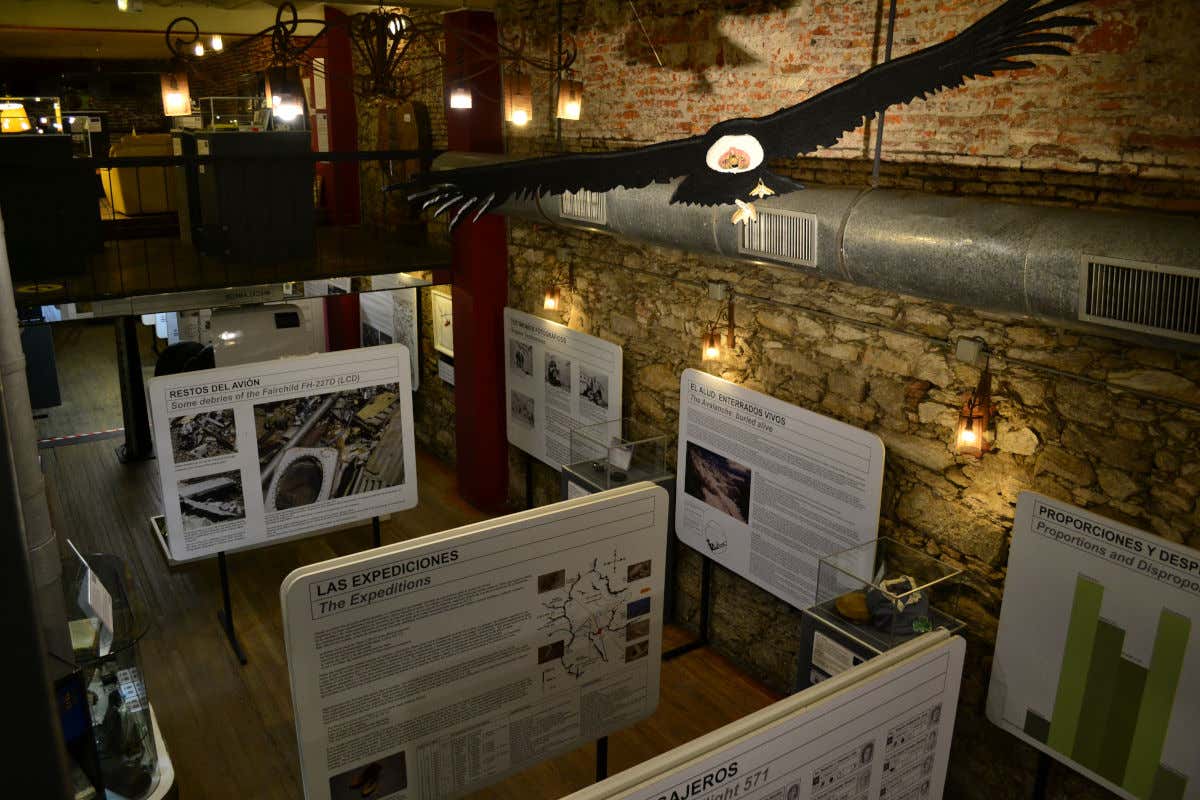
[1024,574,1192,800]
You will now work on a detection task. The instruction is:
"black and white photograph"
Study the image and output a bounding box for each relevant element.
[511,390,536,429]
[360,322,394,347]
[169,409,237,464]
[627,559,652,582]
[538,569,565,594]
[327,750,407,800]
[625,640,649,662]
[255,384,406,511]
[545,351,571,392]
[626,618,650,641]
[684,441,752,525]
[177,470,246,531]
[538,640,565,664]
[509,340,534,377]
[579,367,609,410]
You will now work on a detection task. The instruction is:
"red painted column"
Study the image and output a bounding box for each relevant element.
[322,6,360,225]
[444,9,509,510]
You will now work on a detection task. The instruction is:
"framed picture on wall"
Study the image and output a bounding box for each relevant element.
[431,288,454,357]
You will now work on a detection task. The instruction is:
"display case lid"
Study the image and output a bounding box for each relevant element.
[61,552,151,665]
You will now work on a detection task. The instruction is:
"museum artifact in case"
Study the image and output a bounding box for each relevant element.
[565,417,669,491]
[796,537,965,689]
[63,553,160,798]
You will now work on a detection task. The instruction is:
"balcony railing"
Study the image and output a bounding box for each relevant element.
[0,134,448,311]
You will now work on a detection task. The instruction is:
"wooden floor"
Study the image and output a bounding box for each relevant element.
[41,325,781,800]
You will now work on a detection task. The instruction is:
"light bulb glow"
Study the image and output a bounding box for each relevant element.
[116,0,128,10]
[564,101,580,119]
[512,109,528,126]
[194,42,205,57]
[210,34,223,51]
[273,102,303,122]
[449,87,472,109]
[543,289,559,310]
[702,333,721,360]
[0,102,21,111]
[959,428,977,445]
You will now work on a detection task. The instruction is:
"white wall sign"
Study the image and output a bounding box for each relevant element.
[563,632,964,800]
[431,289,454,357]
[282,483,669,800]
[360,283,420,390]
[149,346,417,562]
[988,492,1200,800]
[676,370,884,609]
[504,307,623,469]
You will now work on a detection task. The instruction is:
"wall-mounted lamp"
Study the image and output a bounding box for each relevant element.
[193,41,205,57]
[953,338,993,457]
[449,85,472,110]
[504,73,533,127]
[556,78,583,121]
[701,282,734,362]
[210,34,224,52]
[159,71,192,117]
[543,262,574,310]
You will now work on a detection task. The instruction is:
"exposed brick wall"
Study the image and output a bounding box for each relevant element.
[0,59,169,136]
[498,0,1200,186]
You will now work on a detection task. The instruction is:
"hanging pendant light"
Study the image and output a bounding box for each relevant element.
[449,84,472,110]
[159,71,192,117]
[504,73,533,127]
[265,66,306,122]
[556,78,583,121]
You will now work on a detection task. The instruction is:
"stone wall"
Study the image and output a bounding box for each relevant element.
[483,2,1200,798]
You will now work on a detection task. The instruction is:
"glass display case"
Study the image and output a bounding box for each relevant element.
[0,96,63,135]
[198,96,268,131]
[565,417,670,491]
[63,553,159,798]
[812,537,964,651]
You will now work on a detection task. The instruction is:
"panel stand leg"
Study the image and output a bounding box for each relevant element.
[524,453,534,510]
[663,557,712,661]
[372,516,382,549]
[115,316,153,463]
[595,736,608,783]
[1031,753,1051,800]
[217,551,248,665]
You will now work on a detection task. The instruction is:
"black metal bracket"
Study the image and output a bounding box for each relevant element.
[216,551,248,665]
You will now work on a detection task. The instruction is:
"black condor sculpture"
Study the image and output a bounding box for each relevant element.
[401,0,1094,227]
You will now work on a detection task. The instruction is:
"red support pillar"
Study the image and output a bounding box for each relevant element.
[323,6,360,225]
[444,10,509,510]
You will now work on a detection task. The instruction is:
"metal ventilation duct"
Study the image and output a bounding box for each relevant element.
[432,154,1200,347]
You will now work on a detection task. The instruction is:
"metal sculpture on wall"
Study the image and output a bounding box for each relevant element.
[405,0,1094,227]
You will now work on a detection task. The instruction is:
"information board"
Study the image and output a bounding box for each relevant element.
[676,370,884,609]
[149,346,417,562]
[988,492,1200,800]
[504,307,623,468]
[360,282,420,390]
[563,632,964,800]
[281,483,669,800]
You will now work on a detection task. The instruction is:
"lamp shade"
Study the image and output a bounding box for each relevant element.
[556,78,583,121]
[504,73,533,126]
[0,101,31,134]
[160,71,192,117]
[265,66,306,122]
[449,85,472,110]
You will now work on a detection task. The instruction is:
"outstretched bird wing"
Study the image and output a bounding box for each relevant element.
[406,136,706,228]
[754,0,1093,160]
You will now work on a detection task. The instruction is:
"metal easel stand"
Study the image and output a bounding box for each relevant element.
[372,515,382,548]
[216,551,247,665]
[663,557,712,661]
[595,736,608,782]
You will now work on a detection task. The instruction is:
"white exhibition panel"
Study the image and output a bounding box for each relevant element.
[504,307,623,469]
[987,492,1200,800]
[675,370,884,609]
[360,280,420,390]
[281,483,670,800]
[563,632,964,800]
[148,345,417,562]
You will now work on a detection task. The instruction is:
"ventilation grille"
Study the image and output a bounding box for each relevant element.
[560,190,606,225]
[737,208,818,267]
[1079,256,1200,343]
